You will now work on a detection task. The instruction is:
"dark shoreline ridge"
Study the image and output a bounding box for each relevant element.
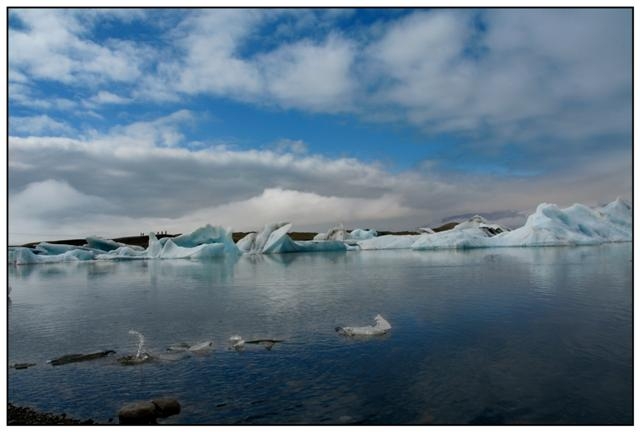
[8,403,99,425]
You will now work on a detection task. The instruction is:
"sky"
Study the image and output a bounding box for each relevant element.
[7,8,633,245]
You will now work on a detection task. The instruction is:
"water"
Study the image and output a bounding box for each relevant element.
[8,244,632,424]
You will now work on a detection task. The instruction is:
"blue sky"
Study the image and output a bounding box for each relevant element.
[8,8,632,244]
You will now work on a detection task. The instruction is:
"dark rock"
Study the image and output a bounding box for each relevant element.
[7,403,95,425]
[49,350,115,366]
[152,398,181,418]
[245,339,283,350]
[118,401,158,425]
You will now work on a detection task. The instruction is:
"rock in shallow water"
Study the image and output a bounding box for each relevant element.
[118,398,181,425]
[152,398,181,417]
[118,401,158,425]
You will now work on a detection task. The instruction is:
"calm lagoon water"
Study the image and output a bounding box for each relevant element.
[8,244,632,424]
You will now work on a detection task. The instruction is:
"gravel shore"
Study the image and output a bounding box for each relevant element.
[8,403,99,425]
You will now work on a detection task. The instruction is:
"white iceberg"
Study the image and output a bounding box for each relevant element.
[168,224,238,254]
[7,199,631,265]
[237,222,291,254]
[34,242,92,255]
[358,234,421,250]
[451,215,509,236]
[238,222,348,254]
[9,247,96,265]
[9,225,239,264]
[493,200,631,247]
[229,335,245,350]
[336,314,392,336]
[348,228,377,240]
[86,236,129,252]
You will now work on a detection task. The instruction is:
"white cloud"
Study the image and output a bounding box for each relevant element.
[10,115,74,136]
[9,9,146,84]
[89,90,131,105]
[365,9,631,146]
[259,35,356,112]
[8,110,631,245]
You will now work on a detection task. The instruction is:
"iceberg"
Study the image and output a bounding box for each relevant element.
[412,200,632,250]
[492,200,631,247]
[34,242,91,255]
[167,224,238,254]
[9,226,239,265]
[348,228,377,240]
[358,234,421,250]
[237,222,291,254]
[7,199,631,265]
[451,215,508,236]
[238,222,348,254]
[336,314,392,336]
[313,224,347,241]
[86,236,129,252]
[411,228,492,250]
[314,225,376,241]
[9,247,96,265]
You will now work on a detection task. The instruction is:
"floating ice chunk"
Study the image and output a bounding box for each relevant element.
[411,228,492,250]
[336,314,392,336]
[9,247,95,265]
[348,228,377,240]
[494,200,632,247]
[315,224,368,241]
[238,223,291,254]
[326,224,347,241]
[167,341,214,353]
[452,215,508,236]
[159,239,226,259]
[291,240,348,253]
[86,236,128,252]
[170,224,238,254]
[313,232,328,240]
[263,223,294,253]
[599,197,632,227]
[236,232,257,253]
[188,341,214,353]
[357,235,421,250]
[229,335,245,350]
[34,242,87,255]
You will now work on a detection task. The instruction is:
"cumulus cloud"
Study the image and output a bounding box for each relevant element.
[258,35,356,112]
[88,90,131,105]
[10,115,75,136]
[9,9,146,84]
[9,9,631,153]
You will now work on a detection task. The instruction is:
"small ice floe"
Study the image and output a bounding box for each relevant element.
[229,335,245,351]
[336,314,391,337]
[118,330,152,365]
[167,340,214,354]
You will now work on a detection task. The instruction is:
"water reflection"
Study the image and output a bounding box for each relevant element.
[8,244,632,424]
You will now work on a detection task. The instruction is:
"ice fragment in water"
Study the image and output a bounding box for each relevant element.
[336,314,391,336]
